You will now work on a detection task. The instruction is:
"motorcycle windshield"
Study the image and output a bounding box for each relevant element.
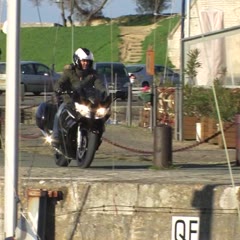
[75,86,106,104]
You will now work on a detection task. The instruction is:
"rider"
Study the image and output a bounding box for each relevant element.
[52,47,107,147]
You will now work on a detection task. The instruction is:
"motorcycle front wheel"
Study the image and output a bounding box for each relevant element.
[55,146,72,167]
[76,130,99,168]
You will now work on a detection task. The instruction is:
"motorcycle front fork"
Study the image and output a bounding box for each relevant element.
[77,126,81,149]
[77,126,103,150]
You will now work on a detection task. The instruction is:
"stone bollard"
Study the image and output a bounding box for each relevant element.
[153,124,172,168]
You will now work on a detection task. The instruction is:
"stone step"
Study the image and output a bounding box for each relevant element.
[119,24,157,63]
[128,43,142,47]
[127,47,142,51]
[126,57,142,63]
[128,53,142,58]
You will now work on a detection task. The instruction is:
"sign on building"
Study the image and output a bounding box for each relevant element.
[171,216,200,240]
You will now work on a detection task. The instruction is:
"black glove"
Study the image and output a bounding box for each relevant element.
[52,90,63,106]
[55,88,63,96]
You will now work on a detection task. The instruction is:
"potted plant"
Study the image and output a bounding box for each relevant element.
[181,48,203,139]
[183,79,240,146]
[209,80,240,148]
[183,85,213,140]
[184,48,202,85]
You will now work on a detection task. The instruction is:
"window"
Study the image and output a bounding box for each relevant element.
[21,64,35,75]
[0,64,6,74]
[35,64,50,76]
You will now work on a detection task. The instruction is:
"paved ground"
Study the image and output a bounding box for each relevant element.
[0,122,239,185]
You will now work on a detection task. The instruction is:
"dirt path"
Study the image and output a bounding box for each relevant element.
[119,24,157,63]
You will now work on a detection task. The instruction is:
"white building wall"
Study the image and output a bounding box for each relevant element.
[168,0,240,84]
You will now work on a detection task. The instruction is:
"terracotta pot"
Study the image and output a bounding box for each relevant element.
[183,116,199,140]
[199,117,218,144]
[218,122,236,148]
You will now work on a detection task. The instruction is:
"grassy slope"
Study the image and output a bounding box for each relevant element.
[0,15,180,72]
[142,16,180,67]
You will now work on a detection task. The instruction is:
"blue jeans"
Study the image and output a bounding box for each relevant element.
[52,102,66,141]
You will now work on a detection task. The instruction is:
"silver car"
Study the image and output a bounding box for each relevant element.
[94,62,130,100]
[126,64,180,87]
[0,61,61,95]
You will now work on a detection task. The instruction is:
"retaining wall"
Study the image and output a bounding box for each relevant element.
[0,178,240,239]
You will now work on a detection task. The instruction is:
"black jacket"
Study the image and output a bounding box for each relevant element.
[54,64,107,103]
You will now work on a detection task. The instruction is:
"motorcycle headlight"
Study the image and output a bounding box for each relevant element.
[75,103,91,117]
[95,107,109,119]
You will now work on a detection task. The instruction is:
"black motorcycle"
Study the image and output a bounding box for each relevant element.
[36,88,122,168]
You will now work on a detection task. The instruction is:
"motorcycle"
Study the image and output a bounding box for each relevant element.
[36,87,123,168]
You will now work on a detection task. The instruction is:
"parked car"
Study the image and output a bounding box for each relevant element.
[126,64,180,86]
[0,61,61,95]
[94,62,130,99]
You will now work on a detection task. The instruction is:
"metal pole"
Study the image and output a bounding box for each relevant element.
[113,73,117,124]
[174,86,179,140]
[4,0,20,237]
[126,83,132,126]
[149,84,154,131]
[186,0,191,37]
[181,0,186,40]
[0,108,2,149]
[152,85,157,128]
[236,114,240,166]
[176,0,186,141]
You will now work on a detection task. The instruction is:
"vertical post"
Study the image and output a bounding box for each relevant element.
[152,85,157,129]
[0,108,1,149]
[235,114,240,166]
[149,85,153,131]
[126,83,132,126]
[174,86,182,140]
[153,124,172,168]
[186,0,191,37]
[20,82,25,102]
[175,0,186,141]
[4,0,21,238]
[113,73,117,124]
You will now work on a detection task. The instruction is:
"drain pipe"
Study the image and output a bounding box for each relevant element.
[27,189,48,238]
[16,189,63,239]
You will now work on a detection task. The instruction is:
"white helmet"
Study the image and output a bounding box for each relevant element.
[73,48,94,69]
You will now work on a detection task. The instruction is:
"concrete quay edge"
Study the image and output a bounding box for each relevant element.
[0,165,240,239]
[1,123,240,239]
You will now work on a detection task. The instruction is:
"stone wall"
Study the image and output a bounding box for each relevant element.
[0,179,240,239]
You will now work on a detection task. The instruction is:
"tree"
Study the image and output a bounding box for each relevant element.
[68,0,109,25]
[184,48,202,85]
[135,0,170,15]
[30,0,109,26]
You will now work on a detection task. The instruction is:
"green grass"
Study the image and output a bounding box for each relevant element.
[0,24,120,72]
[0,15,180,72]
[117,14,165,26]
[142,15,180,67]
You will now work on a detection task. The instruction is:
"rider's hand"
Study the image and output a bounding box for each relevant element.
[55,89,62,96]
[52,91,63,105]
